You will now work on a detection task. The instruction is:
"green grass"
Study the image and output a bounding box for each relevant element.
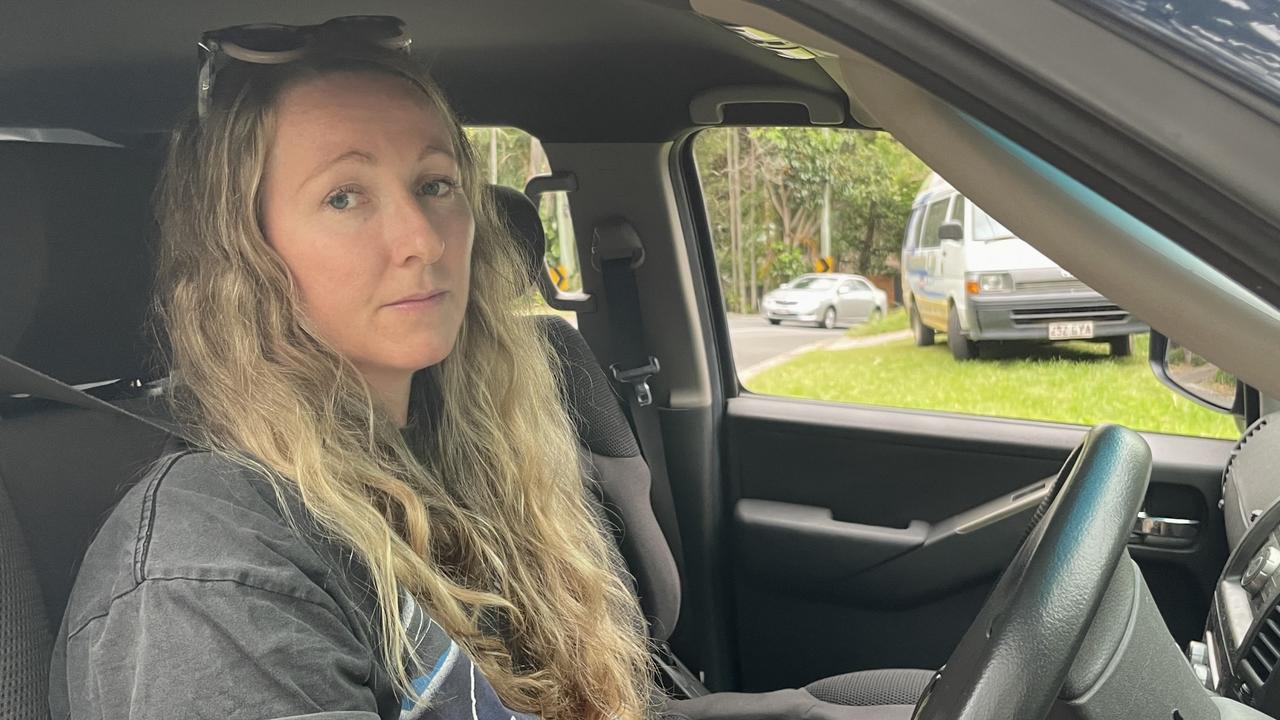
[748,333,1239,439]
[846,307,909,338]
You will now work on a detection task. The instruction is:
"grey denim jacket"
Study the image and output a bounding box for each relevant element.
[48,450,537,720]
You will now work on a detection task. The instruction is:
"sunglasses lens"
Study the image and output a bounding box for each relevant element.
[220,25,308,53]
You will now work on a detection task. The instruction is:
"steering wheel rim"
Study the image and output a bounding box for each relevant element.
[912,424,1152,720]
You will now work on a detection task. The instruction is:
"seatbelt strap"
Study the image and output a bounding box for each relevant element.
[592,219,686,579]
[0,353,181,438]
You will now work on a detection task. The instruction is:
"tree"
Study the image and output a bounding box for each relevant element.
[693,127,928,312]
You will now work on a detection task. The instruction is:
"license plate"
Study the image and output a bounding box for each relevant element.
[1049,321,1094,340]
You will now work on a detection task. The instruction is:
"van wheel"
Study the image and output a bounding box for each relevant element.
[910,304,935,346]
[1108,335,1133,357]
[819,307,837,329]
[948,306,980,360]
[767,318,781,326]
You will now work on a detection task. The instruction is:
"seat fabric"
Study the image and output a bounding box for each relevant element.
[491,185,935,713]
[0,158,932,719]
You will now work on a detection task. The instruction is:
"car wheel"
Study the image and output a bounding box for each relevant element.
[767,318,781,326]
[910,303,935,346]
[819,306,837,329]
[867,308,883,324]
[1108,335,1133,357]
[947,306,980,360]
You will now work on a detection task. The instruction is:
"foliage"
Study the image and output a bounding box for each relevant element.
[746,334,1239,440]
[763,241,809,289]
[845,307,909,338]
[694,127,929,313]
[462,125,930,305]
[462,127,581,289]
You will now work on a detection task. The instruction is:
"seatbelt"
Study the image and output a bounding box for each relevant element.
[0,353,180,438]
[591,218,687,582]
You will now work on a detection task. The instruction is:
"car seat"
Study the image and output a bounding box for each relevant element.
[491,185,932,717]
[0,141,929,720]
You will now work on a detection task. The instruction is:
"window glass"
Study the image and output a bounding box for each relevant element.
[920,200,949,249]
[463,126,582,296]
[971,205,1015,242]
[903,207,923,252]
[793,276,839,290]
[1072,0,1280,106]
[692,126,1237,439]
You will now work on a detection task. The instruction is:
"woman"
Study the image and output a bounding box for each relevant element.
[49,18,654,720]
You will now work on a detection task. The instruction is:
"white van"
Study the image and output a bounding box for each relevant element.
[901,173,1147,360]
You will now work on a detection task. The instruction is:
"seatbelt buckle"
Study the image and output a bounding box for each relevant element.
[610,356,660,407]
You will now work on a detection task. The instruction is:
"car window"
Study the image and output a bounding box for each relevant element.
[920,200,949,249]
[903,207,922,252]
[949,196,966,224]
[691,126,1237,439]
[793,277,838,291]
[463,126,583,296]
[972,205,1015,242]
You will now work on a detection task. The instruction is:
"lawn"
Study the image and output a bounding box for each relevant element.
[747,333,1239,439]
[846,307,909,338]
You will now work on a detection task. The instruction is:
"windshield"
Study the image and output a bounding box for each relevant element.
[972,206,1016,242]
[790,277,839,290]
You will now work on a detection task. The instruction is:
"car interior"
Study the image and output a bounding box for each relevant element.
[5,1,1280,719]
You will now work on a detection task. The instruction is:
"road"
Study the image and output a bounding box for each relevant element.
[725,313,843,375]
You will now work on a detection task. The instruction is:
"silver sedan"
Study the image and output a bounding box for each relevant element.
[761,273,888,329]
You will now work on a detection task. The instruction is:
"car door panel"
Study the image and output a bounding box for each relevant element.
[725,394,1230,692]
[835,283,855,321]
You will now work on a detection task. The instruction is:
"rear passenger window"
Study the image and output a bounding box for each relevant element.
[691,127,1237,439]
[464,126,584,296]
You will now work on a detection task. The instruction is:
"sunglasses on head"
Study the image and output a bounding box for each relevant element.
[197,15,411,120]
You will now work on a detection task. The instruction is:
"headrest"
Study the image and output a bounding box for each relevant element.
[488,184,547,290]
[0,142,159,386]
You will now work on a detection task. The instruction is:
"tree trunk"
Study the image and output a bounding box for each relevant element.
[489,128,499,185]
[556,192,576,280]
[820,180,831,260]
[857,202,879,275]
[728,129,743,313]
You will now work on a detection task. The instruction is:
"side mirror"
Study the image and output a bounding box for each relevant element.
[780,282,792,289]
[938,221,964,242]
[1148,331,1243,414]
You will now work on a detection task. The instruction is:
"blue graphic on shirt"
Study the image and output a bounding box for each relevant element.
[398,595,538,720]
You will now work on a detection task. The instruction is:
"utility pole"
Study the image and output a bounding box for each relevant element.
[820,180,832,263]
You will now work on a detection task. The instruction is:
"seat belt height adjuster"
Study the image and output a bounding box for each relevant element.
[610,356,660,407]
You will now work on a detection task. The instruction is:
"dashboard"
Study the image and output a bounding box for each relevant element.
[1193,414,1280,714]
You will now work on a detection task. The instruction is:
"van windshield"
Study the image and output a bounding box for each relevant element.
[972,206,1016,242]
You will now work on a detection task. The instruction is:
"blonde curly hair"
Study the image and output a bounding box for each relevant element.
[153,40,655,719]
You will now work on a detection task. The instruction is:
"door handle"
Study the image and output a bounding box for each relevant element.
[1130,511,1199,547]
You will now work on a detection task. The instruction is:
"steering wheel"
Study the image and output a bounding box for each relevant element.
[912,424,1152,720]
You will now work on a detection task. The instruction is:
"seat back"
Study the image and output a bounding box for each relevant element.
[0,170,686,720]
[0,140,167,720]
[491,186,683,641]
